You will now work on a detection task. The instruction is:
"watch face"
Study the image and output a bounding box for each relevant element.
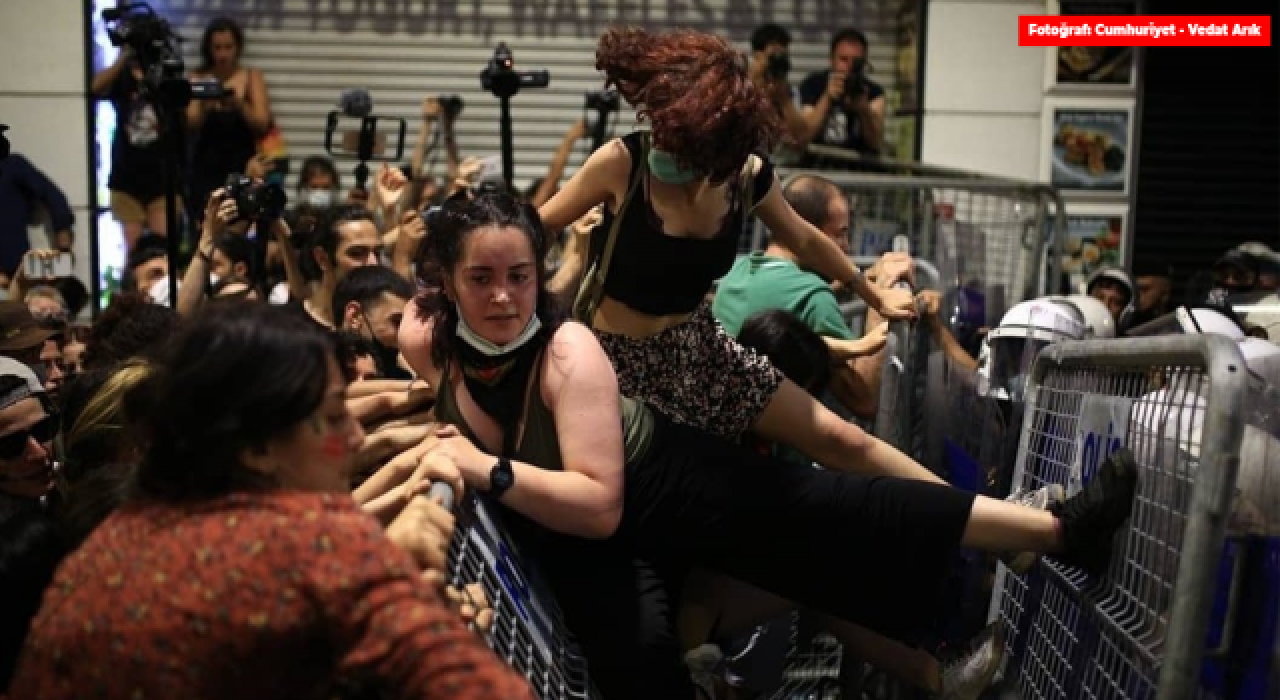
[491,460,515,493]
[493,469,514,490]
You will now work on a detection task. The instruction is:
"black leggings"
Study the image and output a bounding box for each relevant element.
[517,411,976,700]
[623,414,975,640]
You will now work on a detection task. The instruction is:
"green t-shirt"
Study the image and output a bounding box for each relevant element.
[712,253,854,341]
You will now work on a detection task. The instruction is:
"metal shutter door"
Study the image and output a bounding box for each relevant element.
[156,0,912,192]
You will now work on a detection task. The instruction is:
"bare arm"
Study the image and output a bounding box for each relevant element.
[919,290,978,372]
[270,217,310,303]
[177,190,234,316]
[241,68,272,134]
[541,139,628,297]
[348,379,421,399]
[426,324,626,539]
[754,177,887,313]
[532,119,587,208]
[411,99,440,179]
[831,362,877,420]
[801,96,833,144]
[800,71,844,144]
[857,94,887,154]
[91,54,127,97]
[442,113,460,184]
[778,97,813,148]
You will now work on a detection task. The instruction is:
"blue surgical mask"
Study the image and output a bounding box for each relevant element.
[647,149,699,185]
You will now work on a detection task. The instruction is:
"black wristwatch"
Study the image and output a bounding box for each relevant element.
[487,457,515,500]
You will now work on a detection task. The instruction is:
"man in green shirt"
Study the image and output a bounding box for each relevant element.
[714,174,897,418]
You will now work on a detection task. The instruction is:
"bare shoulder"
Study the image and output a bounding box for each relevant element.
[591,138,634,187]
[541,322,617,400]
[398,310,443,385]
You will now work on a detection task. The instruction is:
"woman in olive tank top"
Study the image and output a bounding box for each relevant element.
[393,192,1138,700]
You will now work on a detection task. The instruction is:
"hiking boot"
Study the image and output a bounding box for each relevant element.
[1001,483,1067,574]
[937,620,1006,700]
[1049,448,1139,576]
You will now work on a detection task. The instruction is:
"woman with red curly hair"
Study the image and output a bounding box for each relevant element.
[543,27,937,486]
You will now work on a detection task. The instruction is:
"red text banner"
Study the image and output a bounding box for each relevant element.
[1019,15,1271,47]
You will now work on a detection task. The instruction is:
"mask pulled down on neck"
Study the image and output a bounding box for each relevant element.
[455,310,544,358]
[453,309,546,427]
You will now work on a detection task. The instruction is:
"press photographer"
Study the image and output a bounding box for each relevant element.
[92,43,171,249]
[747,24,811,148]
[174,177,292,315]
[186,16,278,232]
[799,28,886,156]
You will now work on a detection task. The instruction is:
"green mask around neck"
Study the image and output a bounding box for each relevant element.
[647,149,699,185]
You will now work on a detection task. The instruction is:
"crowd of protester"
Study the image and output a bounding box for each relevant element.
[0,11,1274,700]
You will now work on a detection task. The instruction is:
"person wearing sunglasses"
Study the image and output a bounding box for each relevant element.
[0,358,59,506]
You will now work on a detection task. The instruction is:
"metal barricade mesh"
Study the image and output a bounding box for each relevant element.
[989,335,1250,700]
[771,152,1063,324]
[447,494,599,700]
[770,612,844,700]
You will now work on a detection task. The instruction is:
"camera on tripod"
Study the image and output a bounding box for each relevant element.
[225,174,287,223]
[767,52,791,80]
[481,43,550,98]
[438,95,464,120]
[584,90,619,112]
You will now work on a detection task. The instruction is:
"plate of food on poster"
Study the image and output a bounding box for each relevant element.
[1060,212,1124,289]
[1051,109,1129,192]
[1058,46,1134,85]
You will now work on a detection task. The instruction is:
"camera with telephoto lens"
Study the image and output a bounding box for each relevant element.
[767,52,791,80]
[844,58,869,100]
[225,174,287,222]
[584,89,619,112]
[438,95,464,119]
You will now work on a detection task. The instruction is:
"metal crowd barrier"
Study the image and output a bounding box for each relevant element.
[445,493,600,700]
[986,334,1269,700]
[768,146,1065,332]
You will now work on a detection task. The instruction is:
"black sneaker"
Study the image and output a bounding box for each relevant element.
[1049,448,1139,576]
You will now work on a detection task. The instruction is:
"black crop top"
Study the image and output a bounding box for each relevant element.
[598,131,775,316]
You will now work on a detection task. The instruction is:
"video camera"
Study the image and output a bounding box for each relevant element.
[438,95,464,120]
[479,42,551,188]
[481,43,550,98]
[103,2,223,108]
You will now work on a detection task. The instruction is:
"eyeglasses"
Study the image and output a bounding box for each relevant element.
[0,414,60,460]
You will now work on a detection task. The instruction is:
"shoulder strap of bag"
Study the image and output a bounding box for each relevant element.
[572,132,649,323]
[740,153,759,217]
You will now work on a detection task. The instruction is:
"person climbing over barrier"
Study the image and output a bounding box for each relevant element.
[389,190,1140,700]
